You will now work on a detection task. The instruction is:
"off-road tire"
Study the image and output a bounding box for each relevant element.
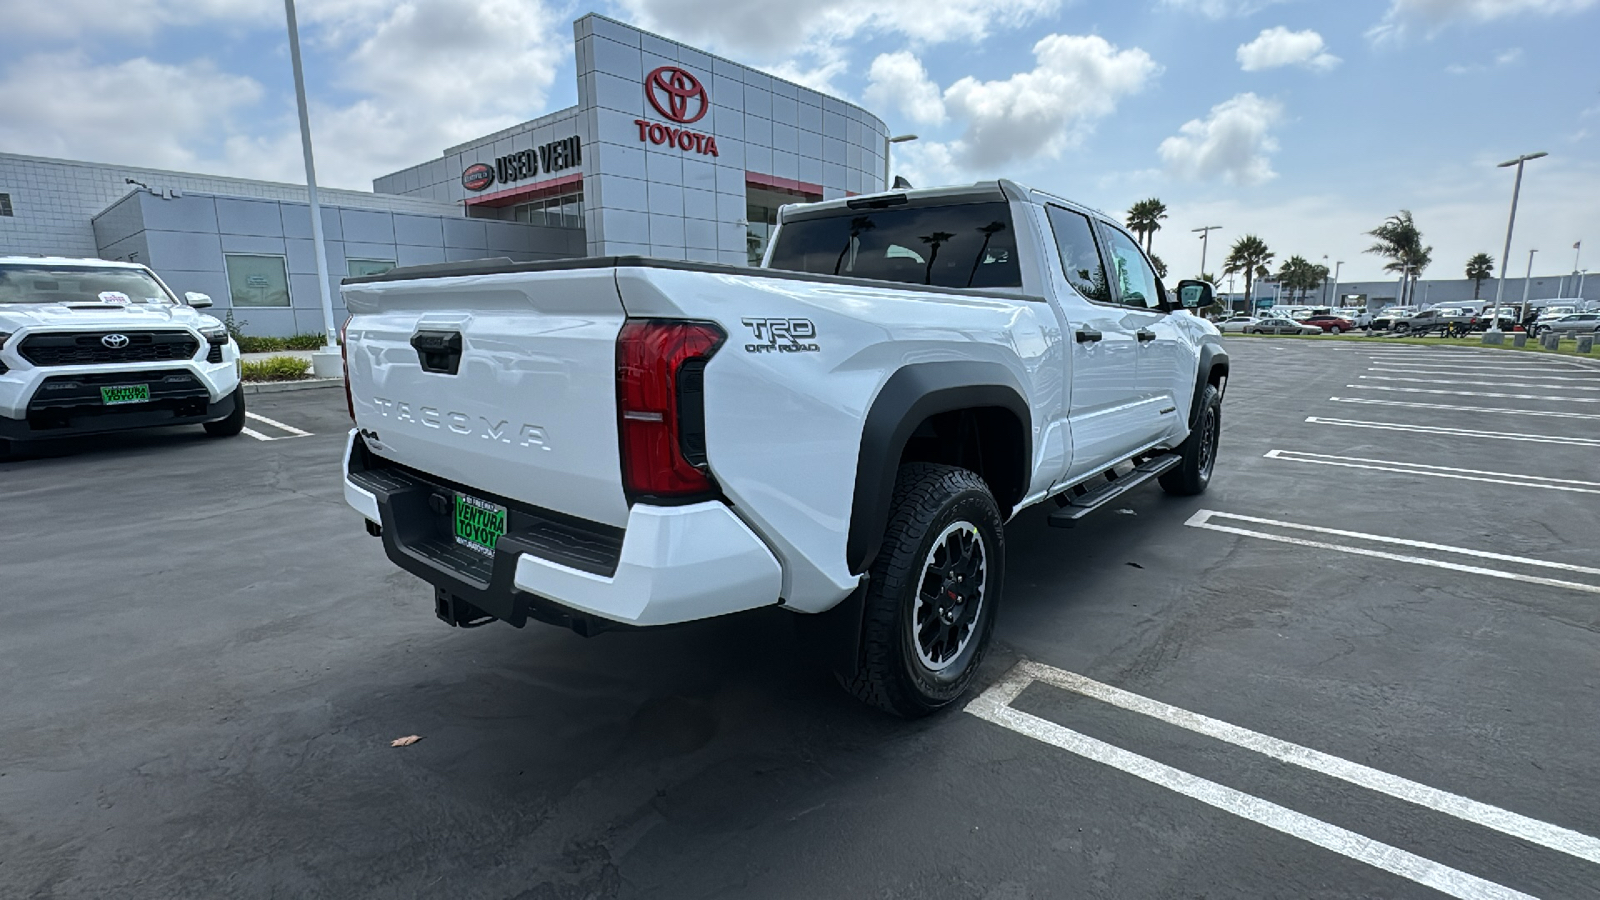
[1159,383,1222,496]
[204,387,247,437]
[842,463,1004,718]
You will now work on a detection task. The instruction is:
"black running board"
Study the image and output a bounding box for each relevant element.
[1046,453,1183,528]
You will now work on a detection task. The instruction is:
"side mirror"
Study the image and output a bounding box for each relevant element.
[1176,279,1213,310]
[185,292,213,308]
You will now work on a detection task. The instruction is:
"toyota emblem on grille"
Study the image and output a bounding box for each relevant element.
[102,333,130,349]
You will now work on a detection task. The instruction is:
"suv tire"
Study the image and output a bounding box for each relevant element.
[204,387,247,437]
[843,463,1004,718]
[1160,383,1222,497]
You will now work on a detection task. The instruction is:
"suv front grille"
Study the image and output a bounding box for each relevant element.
[19,331,201,366]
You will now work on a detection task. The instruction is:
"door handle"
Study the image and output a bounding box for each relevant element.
[1075,328,1103,343]
[1136,329,1157,343]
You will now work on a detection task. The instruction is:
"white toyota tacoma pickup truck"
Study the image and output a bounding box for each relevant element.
[340,181,1228,716]
[0,257,244,453]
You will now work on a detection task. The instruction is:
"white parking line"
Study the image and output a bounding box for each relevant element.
[968,663,1545,899]
[244,411,312,436]
[1306,416,1600,447]
[1329,397,1600,421]
[1368,366,1600,380]
[1185,509,1600,593]
[241,427,274,442]
[1345,384,1600,403]
[1264,449,1600,494]
[1361,375,1600,392]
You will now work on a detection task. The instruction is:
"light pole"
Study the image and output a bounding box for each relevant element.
[1330,260,1344,309]
[1520,248,1537,310]
[1579,269,1589,304]
[1572,240,1583,298]
[1489,151,1548,334]
[884,134,918,190]
[283,0,341,374]
[1193,226,1221,281]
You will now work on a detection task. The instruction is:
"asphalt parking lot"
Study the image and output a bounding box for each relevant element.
[4,339,1599,899]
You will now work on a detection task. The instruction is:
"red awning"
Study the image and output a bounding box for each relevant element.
[464,173,584,209]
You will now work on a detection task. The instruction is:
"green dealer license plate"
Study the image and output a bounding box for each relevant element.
[453,494,507,557]
[101,384,150,405]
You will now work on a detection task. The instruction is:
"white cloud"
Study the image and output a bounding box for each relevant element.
[1158,93,1283,185]
[0,0,271,37]
[0,54,263,171]
[1445,46,1522,73]
[941,34,1161,169]
[865,52,947,126]
[1236,27,1341,71]
[612,0,1059,60]
[1157,0,1285,18]
[1369,0,1597,42]
[0,0,570,190]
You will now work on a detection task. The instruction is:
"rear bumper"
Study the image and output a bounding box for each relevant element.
[342,431,783,628]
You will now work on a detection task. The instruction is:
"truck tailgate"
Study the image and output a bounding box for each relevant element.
[342,267,630,529]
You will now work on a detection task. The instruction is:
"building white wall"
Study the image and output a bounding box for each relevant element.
[372,14,892,264]
[0,152,470,260]
[573,14,888,263]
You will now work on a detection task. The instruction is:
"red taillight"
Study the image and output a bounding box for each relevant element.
[616,319,725,501]
[340,316,353,420]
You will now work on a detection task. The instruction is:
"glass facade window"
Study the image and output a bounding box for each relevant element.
[746,186,821,266]
[510,190,584,228]
[347,258,395,277]
[224,254,291,308]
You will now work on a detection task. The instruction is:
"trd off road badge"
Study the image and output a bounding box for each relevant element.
[742,318,820,353]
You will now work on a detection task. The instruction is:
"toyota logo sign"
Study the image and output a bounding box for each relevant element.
[646,66,708,125]
[461,162,495,192]
[101,333,130,349]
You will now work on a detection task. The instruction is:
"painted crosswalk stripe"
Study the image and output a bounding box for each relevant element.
[1345,384,1600,403]
[1264,449,1600,494]
[1185,508,1600,591]
[1306,416,1600,447]
[968,663,1548,899]
[1328,396,1600,420]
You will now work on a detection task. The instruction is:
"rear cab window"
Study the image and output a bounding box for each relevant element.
[765,201,1021,290]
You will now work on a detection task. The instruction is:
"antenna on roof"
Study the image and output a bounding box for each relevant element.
[892,176,914,190]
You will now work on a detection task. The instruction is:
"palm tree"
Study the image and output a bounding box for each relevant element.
[1126,198,1168,254]
[1365,210,1433,305]
[1465,253,1494,300]
[1223,235,1274,310]
[1149,253,1168,279]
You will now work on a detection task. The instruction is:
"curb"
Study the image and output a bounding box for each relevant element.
[243,378,344,395]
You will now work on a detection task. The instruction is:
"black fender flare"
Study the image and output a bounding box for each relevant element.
[1189,342,1229,427]
[846,361,1031,575]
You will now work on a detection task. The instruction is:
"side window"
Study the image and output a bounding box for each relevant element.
[1101,226,1163,310]
[1044,205,1111,303]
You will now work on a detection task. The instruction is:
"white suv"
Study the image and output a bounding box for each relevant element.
[0,257,244,452]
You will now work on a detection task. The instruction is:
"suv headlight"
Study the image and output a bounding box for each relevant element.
[199,324,229,345]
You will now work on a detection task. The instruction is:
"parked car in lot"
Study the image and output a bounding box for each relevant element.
[1247,317,1323,335]
[0,256,244,453]
[1535,312,1600,337]
[1369,306,1416,331]
[338,180,1231,717]
[1218,315,1260,333]
[1392,308,1471,335]
[1302,315,1356,334]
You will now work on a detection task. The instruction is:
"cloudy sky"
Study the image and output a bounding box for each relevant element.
[2,0,1595,282]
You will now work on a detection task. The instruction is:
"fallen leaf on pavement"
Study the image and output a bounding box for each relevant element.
[391,735,422,747]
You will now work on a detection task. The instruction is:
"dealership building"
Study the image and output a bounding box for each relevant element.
[0,14,892,335]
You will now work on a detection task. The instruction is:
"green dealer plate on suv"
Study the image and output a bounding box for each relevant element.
[453,494,507,556]
[101,384,150,405]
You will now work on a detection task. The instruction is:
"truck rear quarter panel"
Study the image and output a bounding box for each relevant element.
[615,266,1059,611]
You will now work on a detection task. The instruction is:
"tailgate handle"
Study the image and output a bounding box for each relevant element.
[411,330,463,375]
